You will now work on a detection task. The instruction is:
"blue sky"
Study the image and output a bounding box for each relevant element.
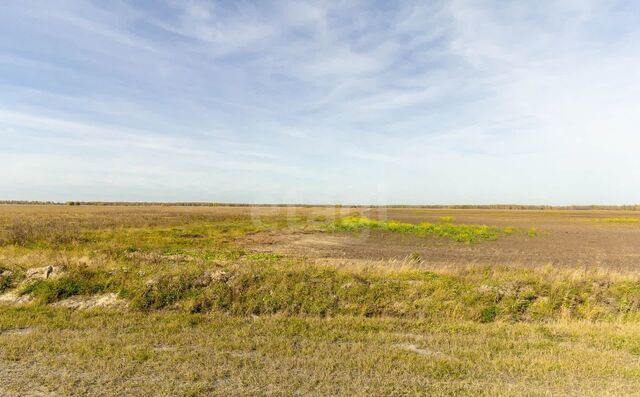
[2,1,640,204]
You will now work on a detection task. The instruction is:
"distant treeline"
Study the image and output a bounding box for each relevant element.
[1,200,639,211]
[0,200,61,205]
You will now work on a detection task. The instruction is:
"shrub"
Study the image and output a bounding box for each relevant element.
[480,305,498,323]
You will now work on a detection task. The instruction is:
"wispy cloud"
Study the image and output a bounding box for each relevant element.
[1,1,639,203]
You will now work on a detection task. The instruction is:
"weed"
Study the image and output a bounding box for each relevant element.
[328,216,513,243]
[409,252,422,262]
[597,217,640,224]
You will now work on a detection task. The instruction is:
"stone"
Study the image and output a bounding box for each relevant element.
[0,291,33,305]
[194,270,233,287]
[193,272,213,287]
[52,293,127,310]
[210,270,233,283]
[25,265,64,280]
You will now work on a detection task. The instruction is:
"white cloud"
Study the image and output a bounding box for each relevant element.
[2,1,640,203]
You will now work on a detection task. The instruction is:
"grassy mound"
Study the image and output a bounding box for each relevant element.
[12,260,640,323]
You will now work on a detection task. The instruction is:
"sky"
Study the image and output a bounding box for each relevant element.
[2,1,640,205]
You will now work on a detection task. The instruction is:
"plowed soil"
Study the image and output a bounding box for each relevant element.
[241,208,640,270]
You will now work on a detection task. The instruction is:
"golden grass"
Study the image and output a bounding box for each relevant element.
[2,205,640,395]
[2,308,640,396]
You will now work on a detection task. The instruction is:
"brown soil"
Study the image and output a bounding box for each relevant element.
[240,208,640,270]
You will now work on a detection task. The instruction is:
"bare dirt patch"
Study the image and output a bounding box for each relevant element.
[0,327,34,336]
[240,208,640,270]
[396,343,441,356]
[152,345,177,353]
[52,293,127,310]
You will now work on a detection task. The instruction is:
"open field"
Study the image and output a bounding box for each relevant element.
[3,205,640,395]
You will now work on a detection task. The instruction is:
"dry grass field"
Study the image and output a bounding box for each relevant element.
[3,204,640,396]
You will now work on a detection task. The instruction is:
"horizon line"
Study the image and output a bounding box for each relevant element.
[1,200,640,210]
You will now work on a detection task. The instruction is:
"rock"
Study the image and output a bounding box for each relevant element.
[25,265,64,280]
[1,327,33,336]
[194,270,233,287]
[0,291,33,305]
[0,270,13,277]
[152,345,177,353]
[52,293,127,310]
[211,270,233,283]
[193,272,213,287]
[478,284,493,293]
[144,278,158,287]
[396,343,448,358]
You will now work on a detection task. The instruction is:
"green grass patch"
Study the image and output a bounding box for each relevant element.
[0,274,12,293]
[100,261,640,322]
[597,217,640,224]
[327,216,513,243]
[130,272,200,311]
[21,266,118,304]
